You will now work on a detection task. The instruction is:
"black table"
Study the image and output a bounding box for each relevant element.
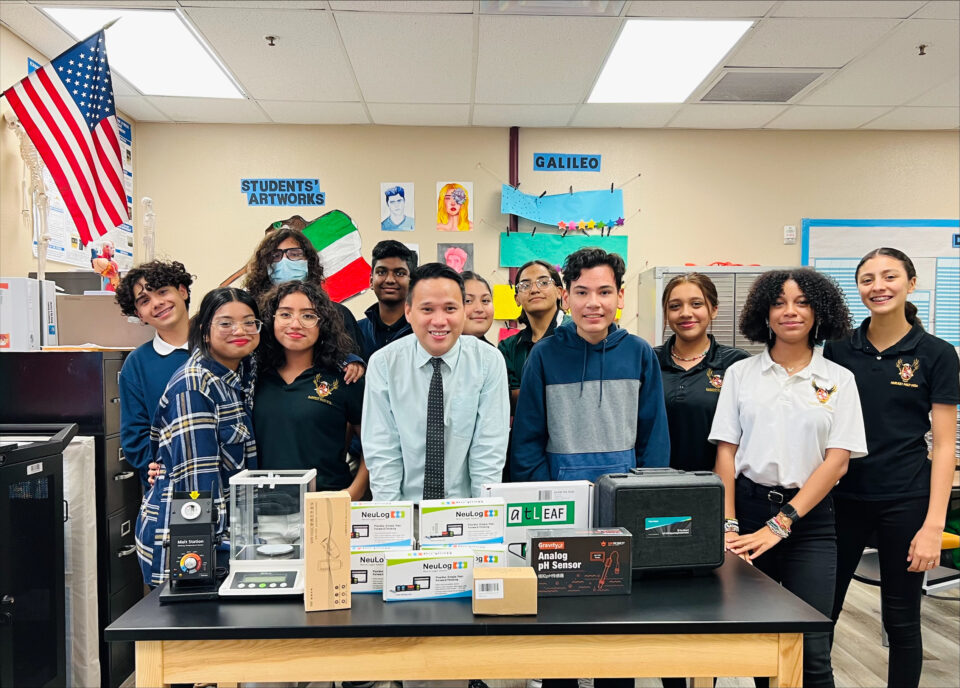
[106,554,829,687]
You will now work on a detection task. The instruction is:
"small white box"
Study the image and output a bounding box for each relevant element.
[419,498,505,546]
[480,481,594,566]
[0,277,41,351]
[39,280,58,347]
[349,547,407,594]
[350,501,414,548]
[423,542,507,568]
[382,548,474,602]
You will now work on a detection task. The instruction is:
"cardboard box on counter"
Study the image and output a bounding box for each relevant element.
[350,501,414,548]
[382,548,473,602]
[419,498,505,546]
[529,527,632,597]
[472,567,538,616]
[304,491,351,612]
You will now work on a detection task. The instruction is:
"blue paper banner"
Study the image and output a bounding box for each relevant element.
[500,185,623,226]
[534,153,601,172]
[499,232,628,268]
[241,178,325,206]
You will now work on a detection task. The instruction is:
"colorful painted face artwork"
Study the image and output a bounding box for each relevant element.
[380,182,415,231]
[437,181,473,232]
[437,243,473,273]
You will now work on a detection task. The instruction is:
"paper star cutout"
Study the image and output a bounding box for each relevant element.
[596,220,606,229]
[587,220,596,229]
[558,221,567,230]
[616,217,625,226]
[577,220,586,231]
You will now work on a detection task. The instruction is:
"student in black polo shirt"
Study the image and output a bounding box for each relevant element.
[653,273,749,688]
[255,280,367,498]
[654,273,751,472]
[824,248,960,688]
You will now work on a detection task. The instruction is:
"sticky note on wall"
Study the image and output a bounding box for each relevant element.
[493,285,522,320]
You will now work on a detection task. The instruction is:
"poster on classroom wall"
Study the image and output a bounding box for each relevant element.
[30,115,135,271]
[436,181,473,232]
[380,183,415,231]
[437,243,473,273]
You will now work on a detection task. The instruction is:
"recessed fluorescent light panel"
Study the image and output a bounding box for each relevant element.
[40,6,244,99]
[589,20,753,103]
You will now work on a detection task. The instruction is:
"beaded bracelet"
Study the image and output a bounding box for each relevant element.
[766,516,791,539]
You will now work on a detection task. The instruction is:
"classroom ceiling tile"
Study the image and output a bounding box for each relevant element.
[116,95,170,122]
[0,2,69,65]
[480,0,626,16]
[367,103,470,126]
[569,104,682,127]
[475,16,620,105]
[259,100,370,125]
[667,103,786,128]
[330,1,474,12]
[861,106,960,129]
[336,12,474,103]
[801,19,960,106]
[764,105,892,129]
[183,8,359,102]
[913,1,960,20]
[145,96,270,123]
[726,18,900,68]
[771,2,925,18]
[907,76,960,106]
[626,1,775,18]
[472,104,576,127]
[181,1,327,8]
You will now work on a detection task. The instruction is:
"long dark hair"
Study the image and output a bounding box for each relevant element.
[257,281,353,374]
[189,288,260,360]
[855,247,922,328]
[739,268,851,347]
[515,259,562,326]
[660,272,719,319]
[243,228,323,302]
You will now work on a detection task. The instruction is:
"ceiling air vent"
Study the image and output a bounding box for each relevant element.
[700,71,824,103]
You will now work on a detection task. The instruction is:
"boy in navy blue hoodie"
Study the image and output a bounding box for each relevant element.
[511,247,669,483]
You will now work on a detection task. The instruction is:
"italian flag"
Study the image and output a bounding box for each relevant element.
[302,210,371,303]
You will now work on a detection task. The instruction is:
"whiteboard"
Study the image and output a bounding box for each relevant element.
[801,219,960,346]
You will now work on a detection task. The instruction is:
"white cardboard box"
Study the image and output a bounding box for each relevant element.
[39,279,58,346]
[423,542,507,568]
[480,481,594,566]
[0,277,41,351]
[419,498,505,546]
[382,548,474,602]
[350,501,414,548]
[349,547,407,594]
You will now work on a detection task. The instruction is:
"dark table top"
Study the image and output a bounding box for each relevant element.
[106,554,830,642]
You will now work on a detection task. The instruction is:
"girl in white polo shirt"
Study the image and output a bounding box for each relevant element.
[709,268,867,688]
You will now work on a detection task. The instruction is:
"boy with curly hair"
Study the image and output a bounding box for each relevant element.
[115,260,193,482]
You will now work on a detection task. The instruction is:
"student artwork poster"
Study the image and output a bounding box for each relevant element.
[436,181,473,232]
[437,243,473,273]
[380,182,415,231]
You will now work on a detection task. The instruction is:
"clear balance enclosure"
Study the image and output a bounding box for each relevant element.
[229,469,317,562]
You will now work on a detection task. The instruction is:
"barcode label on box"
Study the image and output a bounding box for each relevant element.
[475,579,504,599]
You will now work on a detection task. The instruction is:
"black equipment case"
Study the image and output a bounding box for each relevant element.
[594,467,724,576]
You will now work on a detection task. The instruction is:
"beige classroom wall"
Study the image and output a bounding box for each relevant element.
[0,25,137,281]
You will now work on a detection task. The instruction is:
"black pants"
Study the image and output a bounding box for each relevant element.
[736,476,837,688]
[830,495,928,688]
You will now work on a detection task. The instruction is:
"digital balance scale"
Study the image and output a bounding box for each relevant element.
[219,468,316,597]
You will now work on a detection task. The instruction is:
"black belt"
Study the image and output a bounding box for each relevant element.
[736,475,800,505]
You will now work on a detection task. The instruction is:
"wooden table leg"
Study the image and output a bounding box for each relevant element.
[771,633,803,688]
[135,641,167,688]
[691,678,714,687]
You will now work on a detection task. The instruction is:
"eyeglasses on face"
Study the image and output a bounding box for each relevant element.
[268,247,306,263]
[275,311,320,328]
[516,277,556,293]
[213,319,262,334]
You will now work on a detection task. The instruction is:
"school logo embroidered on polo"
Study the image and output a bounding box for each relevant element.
[896,358,919,382]
[811,380,837,404]
[706,368,724,391]
[308,375,339,405]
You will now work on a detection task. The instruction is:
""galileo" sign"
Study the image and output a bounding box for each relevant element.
[533,153,601,172]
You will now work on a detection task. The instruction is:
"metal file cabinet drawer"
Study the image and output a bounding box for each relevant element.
[107,505,141,595]
[101,435,141,516]
[102,357,123,435]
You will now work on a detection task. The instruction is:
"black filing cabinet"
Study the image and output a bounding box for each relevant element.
[0,352,143,688]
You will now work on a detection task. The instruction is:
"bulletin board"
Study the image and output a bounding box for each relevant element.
[801,218,960,346]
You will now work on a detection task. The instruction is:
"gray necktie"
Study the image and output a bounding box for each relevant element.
[423,357,445,500]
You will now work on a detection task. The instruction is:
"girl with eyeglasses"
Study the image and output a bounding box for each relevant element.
[135,288,261,587]
[254,280,368,497]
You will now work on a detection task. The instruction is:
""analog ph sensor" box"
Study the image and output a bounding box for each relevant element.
[419,498,505,546]
[350,501,414,547]
[528,527,632,597]
[382,548,474,602]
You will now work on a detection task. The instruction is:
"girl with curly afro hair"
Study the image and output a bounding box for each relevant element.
[709,268,867,688]
[253,280,368,497]
[824,248,959,688]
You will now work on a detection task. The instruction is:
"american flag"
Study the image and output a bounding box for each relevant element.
[2,30,128,245]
